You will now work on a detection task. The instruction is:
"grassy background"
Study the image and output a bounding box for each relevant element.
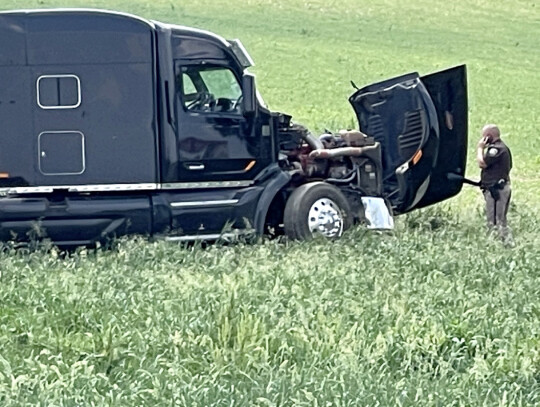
[1,0,539,405]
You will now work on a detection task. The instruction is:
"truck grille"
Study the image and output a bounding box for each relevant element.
[398,109,425,159]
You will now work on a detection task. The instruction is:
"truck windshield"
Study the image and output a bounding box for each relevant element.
[179,65,242,113]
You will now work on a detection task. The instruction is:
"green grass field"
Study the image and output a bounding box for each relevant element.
[1,0,539,405]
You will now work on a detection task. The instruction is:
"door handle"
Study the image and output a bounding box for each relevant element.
[185,163,205,171]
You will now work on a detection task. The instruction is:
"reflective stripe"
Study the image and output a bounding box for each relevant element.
[0,183,158,195]
[161,180,253,189]
[170,199,238,208]
[0,180,254,195]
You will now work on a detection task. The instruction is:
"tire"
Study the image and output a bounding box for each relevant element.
[283,182,352,240]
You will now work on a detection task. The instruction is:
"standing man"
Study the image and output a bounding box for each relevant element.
[476,124,513,243]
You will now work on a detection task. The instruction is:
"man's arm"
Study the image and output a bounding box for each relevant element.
[476,137,488,169]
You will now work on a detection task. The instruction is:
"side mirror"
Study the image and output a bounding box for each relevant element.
[242,73,257,115]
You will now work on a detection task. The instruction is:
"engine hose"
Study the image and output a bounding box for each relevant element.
[308,145,378,159]
[301,132,324,151]
[326,168,358,184]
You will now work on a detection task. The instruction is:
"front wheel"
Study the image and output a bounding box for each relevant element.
[283,182,352,240]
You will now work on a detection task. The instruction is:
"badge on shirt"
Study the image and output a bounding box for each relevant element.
[488,147,499,157]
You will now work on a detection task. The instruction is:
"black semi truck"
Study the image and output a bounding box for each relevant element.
[0,9,468,246]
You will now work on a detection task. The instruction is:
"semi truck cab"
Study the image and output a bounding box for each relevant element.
[0,9,468,246]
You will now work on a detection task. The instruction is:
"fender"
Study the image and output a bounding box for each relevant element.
[253,165,291,234]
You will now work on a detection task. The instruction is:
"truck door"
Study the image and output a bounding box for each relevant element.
[349,65,468,214]
[157,61,274,236]
[174,62,264,182]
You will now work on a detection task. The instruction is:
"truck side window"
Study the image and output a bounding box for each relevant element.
[182,74,197,94]
[179,66,242,113]
[37,75,81,109]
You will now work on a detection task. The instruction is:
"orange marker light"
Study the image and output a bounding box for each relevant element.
[244,160,256,172]
[412,150,423,165]
[0,172,9,178]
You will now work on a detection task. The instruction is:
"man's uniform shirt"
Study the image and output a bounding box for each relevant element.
[481,139,512,187]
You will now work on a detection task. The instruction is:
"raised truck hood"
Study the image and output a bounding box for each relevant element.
[349,65,468,214]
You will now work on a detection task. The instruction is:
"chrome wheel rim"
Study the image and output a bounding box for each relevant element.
[307,198,344,238]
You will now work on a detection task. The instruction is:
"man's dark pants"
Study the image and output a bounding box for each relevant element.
[482,183,512,241]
